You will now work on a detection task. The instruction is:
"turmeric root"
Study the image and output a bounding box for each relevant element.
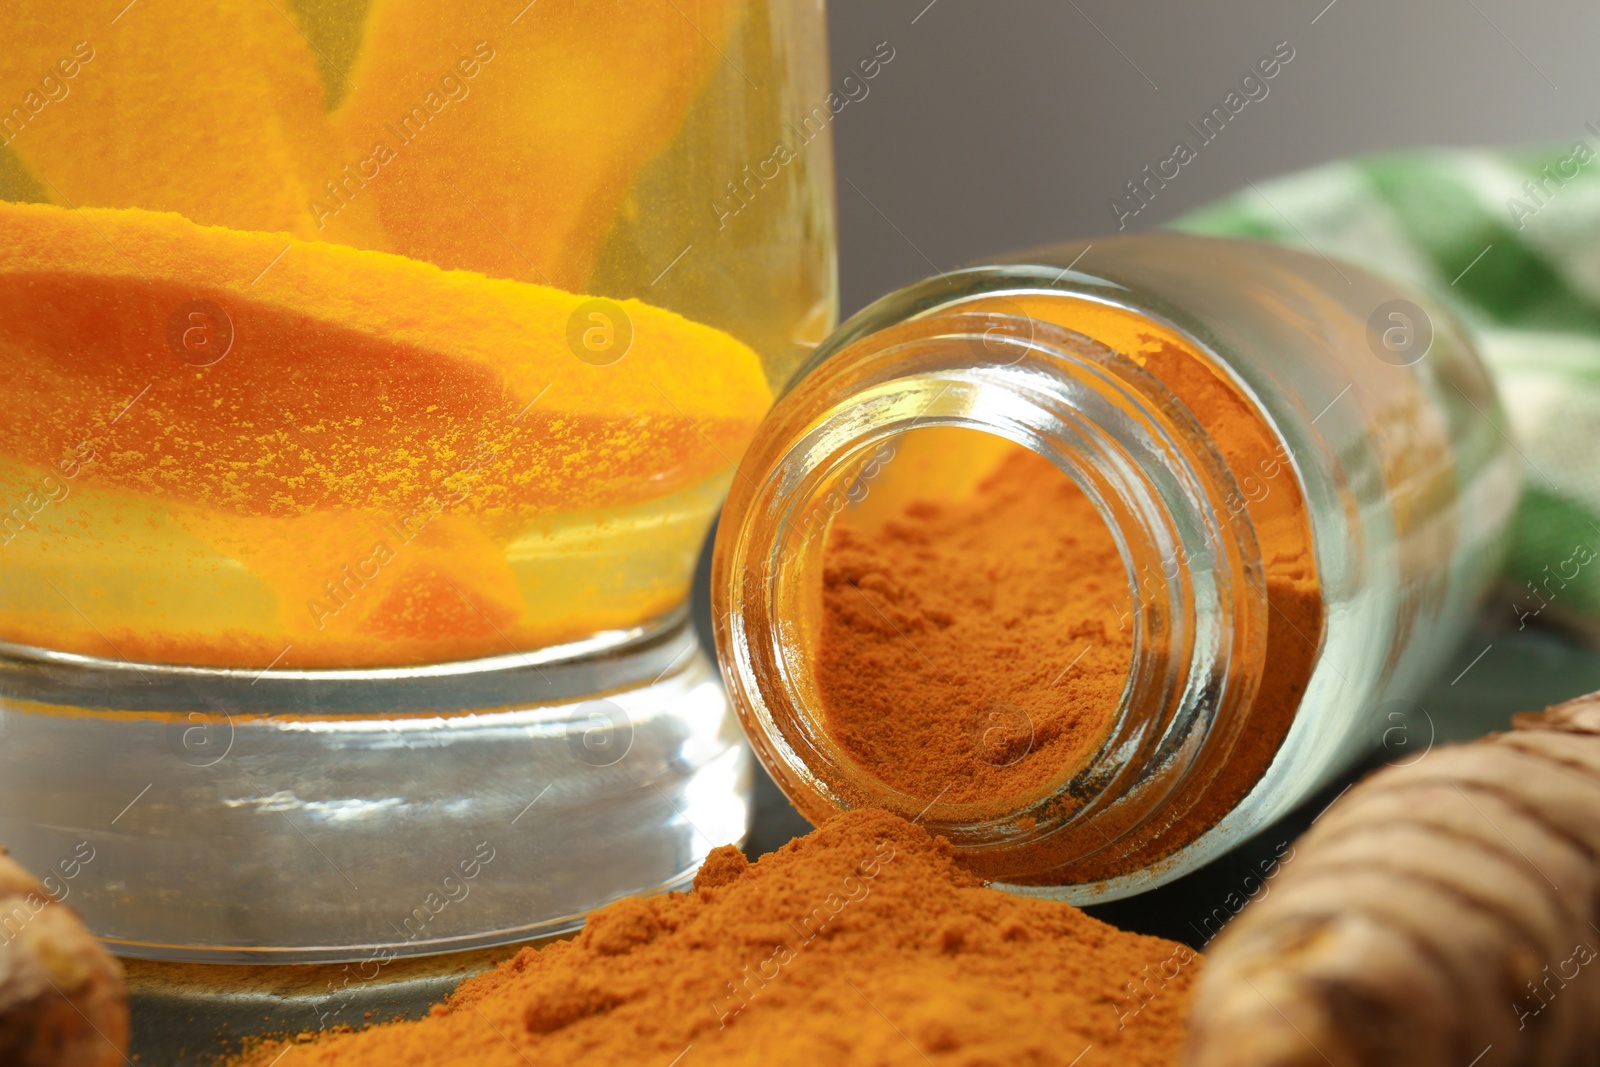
[0,848,127,1067]
[1183,691,1600,1067]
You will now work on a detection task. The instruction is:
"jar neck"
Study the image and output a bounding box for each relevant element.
[714,291,1274,885]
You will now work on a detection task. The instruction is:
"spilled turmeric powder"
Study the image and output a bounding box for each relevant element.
[819,442,1133,809]
[236,810,1199,1067]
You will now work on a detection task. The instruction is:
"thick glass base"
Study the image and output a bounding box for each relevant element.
[0,612,749,962]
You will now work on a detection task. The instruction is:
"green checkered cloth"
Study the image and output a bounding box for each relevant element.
[1177,148,1600,639]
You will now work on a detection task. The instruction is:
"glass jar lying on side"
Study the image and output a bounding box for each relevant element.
[713,233,1520,900]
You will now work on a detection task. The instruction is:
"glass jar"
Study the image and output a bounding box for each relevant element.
[0,0,833,961]
[713,232,1519,899]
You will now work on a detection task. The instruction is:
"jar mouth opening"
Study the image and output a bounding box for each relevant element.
[714,308,1275,880]
[779,422,1139,819]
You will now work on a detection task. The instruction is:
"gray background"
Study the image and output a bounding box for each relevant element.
[826,0,1594,315]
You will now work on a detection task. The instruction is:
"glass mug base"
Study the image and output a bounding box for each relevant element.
[0,611,748,963]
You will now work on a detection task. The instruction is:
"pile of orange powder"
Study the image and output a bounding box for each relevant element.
[241,810,1197,1066]
[818,445,1133,809]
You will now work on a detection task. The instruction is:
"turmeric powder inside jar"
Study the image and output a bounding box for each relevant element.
[818,432,1133,809]
[809,300,1324,885]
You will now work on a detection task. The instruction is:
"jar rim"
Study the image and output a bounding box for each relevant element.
[713,289,1275,888]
